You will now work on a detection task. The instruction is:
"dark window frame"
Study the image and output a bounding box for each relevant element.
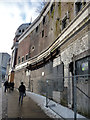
[83,0,86,5]
[31,45,35,52]
[26,54,29,60]
[62,16,67,30]
[42,30,44,38]
[18,56,20,64]
[75,2,82,15]
[50,4,53,13]
[21,56,24,62]
[22,29,24,33]
[19,29,21,33]
[36,26,38,32]
[43,16,46,25]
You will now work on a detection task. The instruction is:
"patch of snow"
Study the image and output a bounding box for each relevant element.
[26,91,86,119]
[26,91,60,118]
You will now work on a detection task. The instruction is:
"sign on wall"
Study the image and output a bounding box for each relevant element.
[76,56,90,75]
[26,70,31,76]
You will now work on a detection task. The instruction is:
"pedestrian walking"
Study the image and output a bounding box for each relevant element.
[8,82,11,92]
[4,80,8,92]
[18,82,26,105]
[9,82,14,91]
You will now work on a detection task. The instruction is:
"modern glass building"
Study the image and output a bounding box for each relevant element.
[0,53,10,84]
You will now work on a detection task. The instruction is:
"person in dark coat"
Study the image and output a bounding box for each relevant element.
[18,82,26,105]
[11,82,14,91]
[4,81,8,92]
[8,82,11,92]
[9,82,14,91]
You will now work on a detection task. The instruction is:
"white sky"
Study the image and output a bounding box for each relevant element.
[0,0,40,55]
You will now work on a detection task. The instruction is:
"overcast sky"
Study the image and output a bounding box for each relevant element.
[0,0,41,55]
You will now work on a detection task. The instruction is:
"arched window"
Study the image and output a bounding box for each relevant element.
[22,29,24,33]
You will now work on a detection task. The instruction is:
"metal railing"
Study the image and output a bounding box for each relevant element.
[45,74,90,120]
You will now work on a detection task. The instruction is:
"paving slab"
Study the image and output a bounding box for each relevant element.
[2,90,53,119]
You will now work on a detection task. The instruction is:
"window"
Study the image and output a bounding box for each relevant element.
[76,56,90,75]
[36,26,38,32]
[43,16,46,25]
[62,17,67,30]
[69,62,73,74]
[75,2,82,15]
[19,29,21,33]
[18,56,20,64]
[42,30,44,38]
[50,4,53,13]
[31,45,35,52]
[21,56,24,62]
[53,62,64,91]
[22,29,24,32]
[83,0,86,5]
[26,54,29,60]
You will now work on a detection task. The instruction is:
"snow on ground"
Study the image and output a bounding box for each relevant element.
[0,87,2,120]
[26,91,86,119]
[26,91,60,118]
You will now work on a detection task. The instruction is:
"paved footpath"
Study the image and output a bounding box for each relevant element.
[3,89,53,119]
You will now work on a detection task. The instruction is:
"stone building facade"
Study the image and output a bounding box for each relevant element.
[10,0,90,118]
[9,23,30,82]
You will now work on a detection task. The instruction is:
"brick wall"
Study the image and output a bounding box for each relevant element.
[17,2,75,64]
[14,2,90,117]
